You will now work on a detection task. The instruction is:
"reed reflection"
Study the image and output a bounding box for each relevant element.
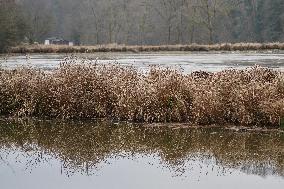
[0,119,283,177]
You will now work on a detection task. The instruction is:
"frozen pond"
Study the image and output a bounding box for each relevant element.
[1,51,284,72]
[0,120,283,189]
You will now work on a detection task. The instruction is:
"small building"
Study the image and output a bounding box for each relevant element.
[44,37,74,46]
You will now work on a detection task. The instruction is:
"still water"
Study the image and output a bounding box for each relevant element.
[1,52,284,188]
[0,120,283,189]
[1,51,284,72]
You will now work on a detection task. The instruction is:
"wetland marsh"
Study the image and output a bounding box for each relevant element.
[1,52,284,188]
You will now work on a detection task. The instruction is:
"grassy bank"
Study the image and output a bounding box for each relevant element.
[0,61,284,127]
[7,42,284,54]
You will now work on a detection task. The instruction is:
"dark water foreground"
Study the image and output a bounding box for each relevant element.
[0,120,283,189]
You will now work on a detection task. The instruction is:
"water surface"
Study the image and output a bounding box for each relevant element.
[1,51,284,72]
[0,120,283,189]
[1,52,284,188]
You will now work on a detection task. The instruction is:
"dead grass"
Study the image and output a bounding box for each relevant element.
[7,42,284,53]
[0,59,284,127]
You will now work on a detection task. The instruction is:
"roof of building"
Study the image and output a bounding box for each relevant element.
[46,37,68,42]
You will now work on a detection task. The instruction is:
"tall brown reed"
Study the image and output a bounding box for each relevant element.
[0,59,283,127]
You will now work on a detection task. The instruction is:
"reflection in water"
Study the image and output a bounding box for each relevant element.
[0,119,283,179]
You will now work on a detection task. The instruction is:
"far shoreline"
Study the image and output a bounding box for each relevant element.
[6,42,284,54]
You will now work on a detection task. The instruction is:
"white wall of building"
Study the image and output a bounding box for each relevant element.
[44,40,50,45]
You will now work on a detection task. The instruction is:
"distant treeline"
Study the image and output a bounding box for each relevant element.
[0,0,284,51]
[0,0,26,52]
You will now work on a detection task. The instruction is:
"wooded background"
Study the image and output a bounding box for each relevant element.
[1,0,284,51]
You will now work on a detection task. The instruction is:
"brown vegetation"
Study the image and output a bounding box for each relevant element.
[0,60,284,127]
[7,43,284,54]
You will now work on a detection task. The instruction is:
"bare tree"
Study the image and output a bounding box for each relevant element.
[8,0,284,45]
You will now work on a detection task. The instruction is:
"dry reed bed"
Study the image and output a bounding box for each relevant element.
[0,61,284,127]
[8,42,284,53]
